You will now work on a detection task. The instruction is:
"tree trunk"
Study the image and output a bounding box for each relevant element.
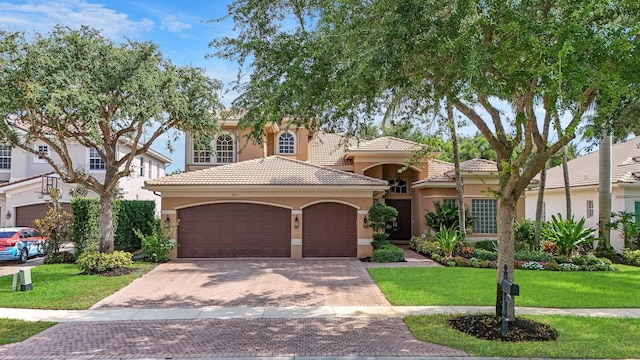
[534,165,546,249]
[495,196,517,319]
[561,147,572,218]
[448,102,465,232]
[98,190,116,253]
[598,134,612,249]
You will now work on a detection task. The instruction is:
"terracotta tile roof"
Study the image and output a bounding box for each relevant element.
[307,132,355,167]
[145,156,388,187]
[0,171,55,188]
[347,136,426,152]
[544,136,640,189]
[413,158,498,185]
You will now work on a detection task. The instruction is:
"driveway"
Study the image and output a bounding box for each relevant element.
[92,259,391,309]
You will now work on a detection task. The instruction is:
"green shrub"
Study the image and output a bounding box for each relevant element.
[544,262,562,271]
[44,251,75,264]
[515,250,554,262]
[371,245,405,263]
[136,224,175,263]
[371,238,391,250]
[559,263,580,271]
[410,236,443,257]
[514,219,537,251]
[367,202,398,241]
[473,240,497,252]
[472,248,498,261]
[424,201,474,233]
[71,198,100,258]
[572,254,600,266]
[435,224,460,258]
[622,248,640,266]
[553,255,570,264]
[76,250,132,274]
[116,200,156,252]
[521,261,544,270]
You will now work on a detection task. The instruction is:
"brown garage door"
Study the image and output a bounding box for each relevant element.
[15,203,73,228]
[177,203,291,258]
[302,202,357,257]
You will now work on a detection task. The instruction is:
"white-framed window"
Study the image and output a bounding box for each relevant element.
[156,163,160,178]
[148,159,152,178]
[587,200,594,218]
[0,145,11,170]
[193,139,212,163]
[89,148,105,171]
[140,157,145,177]
[34,145,50,163]
[277,132,295,154]
[471,199,497,234]
[216,134,234,164]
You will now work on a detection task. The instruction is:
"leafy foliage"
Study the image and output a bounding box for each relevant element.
[540,214,596,259]
[33,188,73,255]
[0,26,222,253]
[435,225,461,258]
[115,201,156,252]
[76,251,132,274]
[135,221,176,263]
[367,202,398,241]
[424,201,474,233]
[609,211,639,249]
[371,244,405,263]
[514,219,536,251]
[70,198,100,258]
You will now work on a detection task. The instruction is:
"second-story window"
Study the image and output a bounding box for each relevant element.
[140,157,145,177]
[216,134,234,164]
[0,145,11,170]
[35,145,49,163]
[89,148,105,171]
[193,140,212,163]
[587,200,594,218]
[278,132,295,154]
[148,159,152,178]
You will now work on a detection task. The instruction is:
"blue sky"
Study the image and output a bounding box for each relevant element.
[2,0,239,172]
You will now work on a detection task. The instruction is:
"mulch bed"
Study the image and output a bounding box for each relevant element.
[449,314,558,342]
[98,267,139,277]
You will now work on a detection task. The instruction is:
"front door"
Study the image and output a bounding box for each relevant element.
[385,199,412,241]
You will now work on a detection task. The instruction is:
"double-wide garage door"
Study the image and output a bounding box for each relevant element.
[178,203,291,258]
[177,202,357,258]
[15,203,73,228]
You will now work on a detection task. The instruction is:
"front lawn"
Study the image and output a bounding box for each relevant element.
[0,318,55,345]
[406,315,640,358]
[369,265,640,307]
[0,262,155,309]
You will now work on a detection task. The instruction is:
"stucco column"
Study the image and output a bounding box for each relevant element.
[161,210,178,260]
[357,210,374,258]
[291,210,302,259]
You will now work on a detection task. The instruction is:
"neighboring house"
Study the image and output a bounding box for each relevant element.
[146,117,524,259]
[0,140,171,228]
[525,136,640,251]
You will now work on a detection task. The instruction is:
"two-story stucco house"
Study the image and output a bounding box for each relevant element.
[145,116,525,260]
[0,139,171,228]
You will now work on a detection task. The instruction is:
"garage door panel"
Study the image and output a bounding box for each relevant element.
[303,203,357,257]
[178,203,291,258]
[15,203,73,228]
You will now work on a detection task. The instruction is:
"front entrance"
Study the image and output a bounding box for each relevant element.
[385,199,412,240]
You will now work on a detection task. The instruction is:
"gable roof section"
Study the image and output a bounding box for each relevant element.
[145,156,388,187]
[0,171,55,191]
[412,158,498,186]
[543,136,640,189]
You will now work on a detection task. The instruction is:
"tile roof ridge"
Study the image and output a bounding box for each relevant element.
[271,155,387,183]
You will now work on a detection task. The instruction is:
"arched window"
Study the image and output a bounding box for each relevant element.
[216,134,234,163]
[278,132,295,154]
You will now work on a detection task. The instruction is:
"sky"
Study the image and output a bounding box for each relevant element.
[1,0,239,172]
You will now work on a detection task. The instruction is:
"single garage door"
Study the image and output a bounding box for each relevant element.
[15,203,73,228]
[302,202,357,257]
[177,203,291,258]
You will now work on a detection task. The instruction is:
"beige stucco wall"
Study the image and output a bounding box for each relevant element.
[160,191,376,259]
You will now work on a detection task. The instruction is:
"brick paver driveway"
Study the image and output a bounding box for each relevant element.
[92,259,391,309]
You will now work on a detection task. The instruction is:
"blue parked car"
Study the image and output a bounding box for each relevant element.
[0,227,48,263]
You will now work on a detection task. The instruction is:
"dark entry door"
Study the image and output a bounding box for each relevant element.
[385,199,412,240]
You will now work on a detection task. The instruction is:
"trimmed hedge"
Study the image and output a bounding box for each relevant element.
[76,250,132,274]
[371,244,405,263]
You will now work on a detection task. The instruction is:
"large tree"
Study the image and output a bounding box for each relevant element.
[214,0,639,314]
[0,26,222,253]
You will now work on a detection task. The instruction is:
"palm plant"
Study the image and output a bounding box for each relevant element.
[540,214,596,259]
[435,224,460,258]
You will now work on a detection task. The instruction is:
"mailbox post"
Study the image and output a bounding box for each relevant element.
[500,264,519,337]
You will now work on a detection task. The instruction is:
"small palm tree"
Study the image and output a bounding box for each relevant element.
[540,214,595,259]
[435,224,460,258]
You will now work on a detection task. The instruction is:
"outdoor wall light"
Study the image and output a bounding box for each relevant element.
[5,211,11,220]
[363,215,368,228]
[164,216,170,228]
[294,215,300,228]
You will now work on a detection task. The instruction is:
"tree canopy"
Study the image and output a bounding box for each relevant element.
[215,0,640,313]
[0,26,222,252]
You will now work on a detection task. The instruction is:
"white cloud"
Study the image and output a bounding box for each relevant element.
[0,0,154,40]
[160,16,191,33]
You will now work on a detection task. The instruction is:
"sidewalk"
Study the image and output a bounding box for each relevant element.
[2,305,639,322]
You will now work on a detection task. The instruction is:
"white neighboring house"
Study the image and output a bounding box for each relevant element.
[0,140,171,228]
[525,136,640,251]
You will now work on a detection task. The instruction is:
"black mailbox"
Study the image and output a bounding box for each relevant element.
[501,279,519,296]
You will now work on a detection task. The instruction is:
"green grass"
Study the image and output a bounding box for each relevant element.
[0,262,156,309]
[405,315,640,358]
[369,265,640,307]
[0,318,55,345]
